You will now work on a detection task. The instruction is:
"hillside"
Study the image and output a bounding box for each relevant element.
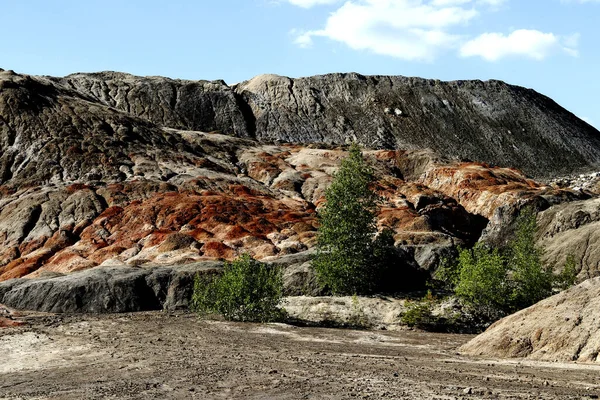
[47,70,600,179]
[0,67,597,289]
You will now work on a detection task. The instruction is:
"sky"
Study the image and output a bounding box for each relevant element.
[0,0,598,128]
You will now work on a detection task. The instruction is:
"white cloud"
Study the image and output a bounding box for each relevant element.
[294,0,479,61]
[432,0,506,5]
[460,29,578,61]
[294,31,315,47]
[287,0,341,7]
[291,0,577,62]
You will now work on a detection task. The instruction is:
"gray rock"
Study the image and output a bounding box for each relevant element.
[0,263,222,313]
[460,276,600,362]
[537,197,600,280]
[235,73,600,178]
[57,72,251,137]
[4,70,598,181]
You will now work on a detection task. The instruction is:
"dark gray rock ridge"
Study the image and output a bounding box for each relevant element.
[44,70,600,178]
[0,251,328,313]
[235,73,600,178]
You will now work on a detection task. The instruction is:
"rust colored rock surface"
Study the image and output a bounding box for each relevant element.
[0,69,595,283]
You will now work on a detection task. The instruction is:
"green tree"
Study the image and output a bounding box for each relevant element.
[438,207,576,320]
[554,254,578,291]
[313,143,394,295]
[192,254,284,322]
[508,208,553,309]
[453,243,511,316]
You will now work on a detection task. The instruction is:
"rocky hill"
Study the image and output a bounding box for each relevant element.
[0,67,598,293]
[460,276,600,362]
[50,71,600,179]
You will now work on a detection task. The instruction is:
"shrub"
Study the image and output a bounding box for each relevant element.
[313,143,396,295]
[453,243,511,317]
[348,294,371,328]
[436,208,578,320]
[192,254,284,322]
[401,291,438,329]
[507,208,553,309]
[554,254,578,291]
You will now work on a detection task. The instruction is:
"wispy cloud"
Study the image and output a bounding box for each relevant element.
[289,0,578,62]
[460,30,578,61]
[291,0,479,61]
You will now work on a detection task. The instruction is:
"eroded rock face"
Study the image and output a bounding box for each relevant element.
[21,69,600,179]
[235,73,600,178]
[537,198,600,280]
[0,68,597,286]
[460,277,600,362]
[0,139,497,281]
[0,262,222,313]
[56,72,251,136]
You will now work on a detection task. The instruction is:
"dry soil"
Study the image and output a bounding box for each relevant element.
[1,312,600,399]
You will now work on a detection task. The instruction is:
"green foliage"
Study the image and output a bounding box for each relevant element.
[432,256,461,291]
[508,208,553,309]
[348,294,370,328]
[438,208,577,319]
[192,254,284,322]
[554,254,579,291]
[313,143,395,295]
[401,291,438,329]
[453,243,511,315]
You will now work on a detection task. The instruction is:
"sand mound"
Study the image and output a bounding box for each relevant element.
[460,277,600,363]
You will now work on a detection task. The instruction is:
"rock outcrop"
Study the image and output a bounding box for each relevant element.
[50,70,600,178]
[235,74,600,178]
[0,68,598,292]
[537,197,600,280]
[460,277,600,362]
[55,72,252,137]
[0,262,221,313]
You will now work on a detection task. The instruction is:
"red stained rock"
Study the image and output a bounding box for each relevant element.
[0,137,582,282]
[201,241,237,260]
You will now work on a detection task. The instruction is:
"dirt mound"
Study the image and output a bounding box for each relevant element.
[460,276,600,362]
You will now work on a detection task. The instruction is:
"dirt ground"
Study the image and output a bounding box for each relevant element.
[1,312,600,399]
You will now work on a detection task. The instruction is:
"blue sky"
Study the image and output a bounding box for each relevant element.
[1,0,598,128]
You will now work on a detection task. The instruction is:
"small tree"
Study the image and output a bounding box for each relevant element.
[438,207,576,320]
[508,208,553,309]
[453,243,511,317]
[192,254,284,322]
[313,143,394,295]
[555,254,578,291]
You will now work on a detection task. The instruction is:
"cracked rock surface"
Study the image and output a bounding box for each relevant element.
[461,276,600,362]
[0,68,598,298]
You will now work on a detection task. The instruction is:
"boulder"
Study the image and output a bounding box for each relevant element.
[0,262,222,313]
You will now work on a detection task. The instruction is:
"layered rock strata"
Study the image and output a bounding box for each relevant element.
[0,68,597,286]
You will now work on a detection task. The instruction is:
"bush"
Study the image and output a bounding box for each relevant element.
[453,243,511,317]
[313,143,396,295]
[192,254,285,322]
[554,254,578,291]
[401,291,438,329]
[436,208,578,319]
[508,208,553,309]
